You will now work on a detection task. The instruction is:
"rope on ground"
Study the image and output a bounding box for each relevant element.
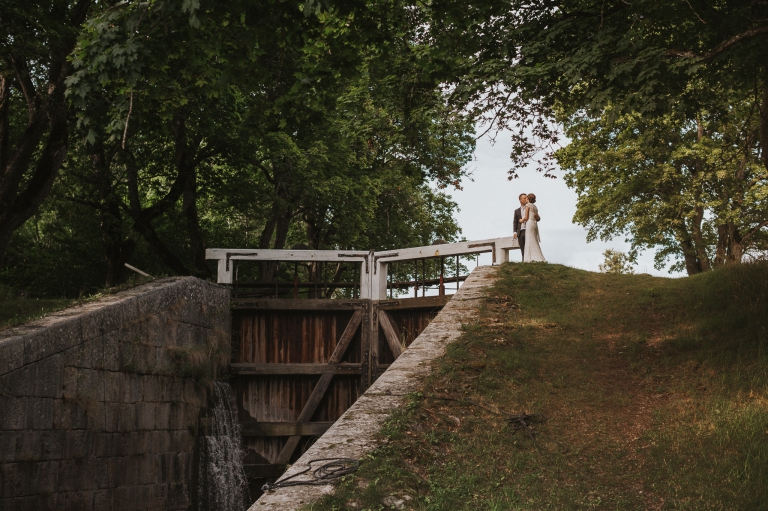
[261,458,359,492]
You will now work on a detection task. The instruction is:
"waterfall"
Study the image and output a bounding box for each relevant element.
[198,382,250,511]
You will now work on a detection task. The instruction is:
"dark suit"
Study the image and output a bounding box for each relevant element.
[513,207,526,261]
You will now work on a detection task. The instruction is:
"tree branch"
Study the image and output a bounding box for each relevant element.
[665,25,768,60]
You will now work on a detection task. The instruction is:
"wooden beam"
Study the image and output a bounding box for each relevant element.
[241,421,334,437]
[378,295,451,310]
[231,363,362,375]
[378,310,403,358]
[231,298,364,310]
[275,309,363,465]
[243,464,288,479]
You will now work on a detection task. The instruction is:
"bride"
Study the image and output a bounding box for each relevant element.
[521,193,546,263]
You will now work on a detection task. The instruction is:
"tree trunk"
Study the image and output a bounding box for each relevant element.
[182,155,209,278]
[91,143,135,287]
[690,205,711,272]
[760,81,768,173]
[0,0,93,262]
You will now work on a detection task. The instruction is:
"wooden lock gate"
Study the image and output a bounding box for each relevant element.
[206,237,517,485]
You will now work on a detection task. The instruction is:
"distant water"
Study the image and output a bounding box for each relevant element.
[198,382,249,511]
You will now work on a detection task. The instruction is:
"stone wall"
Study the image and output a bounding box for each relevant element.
[0,277,230,511]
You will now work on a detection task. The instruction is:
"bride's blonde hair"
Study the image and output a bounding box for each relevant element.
[527,193,537,204]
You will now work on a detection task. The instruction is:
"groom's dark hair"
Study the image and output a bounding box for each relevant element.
[518,193,527,199]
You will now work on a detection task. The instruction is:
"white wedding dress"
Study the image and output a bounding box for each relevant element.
[523,204,546,263]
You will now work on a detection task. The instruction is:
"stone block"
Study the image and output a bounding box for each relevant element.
[23,318,82,366]
[33,353,64,398]
[168,431,193,454]
[53,399,85,430]
[174,323,201,349]
[127,431,150,456]
[41,430,65,461]
[121,457,140,487]
[141,375,163,402]
[122,373,143,403]
[92,489,110,509]
[184,402,201,430]
[153,403,171,430]
[117,404,136,432]
[150,431,170,454]
[102,331,120,372]
[14,431,41,462]
[85,401,106,431]
[76,368,105,402]
[0,431,17,462]
[62,367,79,400]
[182,380,202,406]
[64,430,94,459]
[136,283,185,319]
[136,402,155,431]
[167,482,190,509]
[0,335,24,375]
[61,490,93,511]
[104,371,122,403]
[111,486,137,511]
[147,483,168,511]
[0,396,28,430]
[181,300,214,329]
[104,403,120,432]
[5,493,59,511]
[65,340,93,369]
[29,398,55,430]
[2,461,58,498]
[58,458,98,492]
[136,454,159,485]
[168,403,185,431]
[161,377,183,403]
[3,365,34,397]
[143,314,168,348]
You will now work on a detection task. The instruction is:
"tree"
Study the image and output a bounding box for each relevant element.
[0,0,96,261]
[599,250,634,275]
[557,95,768,275]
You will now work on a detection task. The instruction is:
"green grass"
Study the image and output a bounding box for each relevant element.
[0,297,74,329]
[0,275,155,330]
[307,261,768,511]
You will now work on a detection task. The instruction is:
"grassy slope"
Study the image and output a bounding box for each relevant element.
[310,262,768,511]
[0,298,73,329]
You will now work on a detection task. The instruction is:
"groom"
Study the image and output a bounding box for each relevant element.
[513,193,539,261]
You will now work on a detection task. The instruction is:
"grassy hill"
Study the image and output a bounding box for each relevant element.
[312,262,768,511]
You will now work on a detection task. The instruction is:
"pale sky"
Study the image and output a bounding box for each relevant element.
[447,133,680,277]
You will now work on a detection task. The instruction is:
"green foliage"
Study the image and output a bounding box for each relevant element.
[598,249,635,275]
[1,0,474,297]
[557,97,768,275]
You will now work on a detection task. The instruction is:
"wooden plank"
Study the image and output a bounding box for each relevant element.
[241,421,334,437]
[242,464,288,478]
[231,298,364,311]
[378,310,403,358]
[371,236,516,262]
[206,248,369,263]
[378,295,451,310]
[230,363,362,375]
[274,309,363,465]
[328,309,363,364]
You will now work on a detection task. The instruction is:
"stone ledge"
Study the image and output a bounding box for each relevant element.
[251,265,497,510]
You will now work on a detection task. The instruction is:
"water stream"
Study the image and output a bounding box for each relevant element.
[198,381,249,511]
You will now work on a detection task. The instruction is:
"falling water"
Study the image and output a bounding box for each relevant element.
[198,382,249,511]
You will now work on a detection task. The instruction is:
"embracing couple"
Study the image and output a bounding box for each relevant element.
[513,193,546,263]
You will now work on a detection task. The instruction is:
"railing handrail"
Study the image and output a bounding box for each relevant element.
[205,236,519,298]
